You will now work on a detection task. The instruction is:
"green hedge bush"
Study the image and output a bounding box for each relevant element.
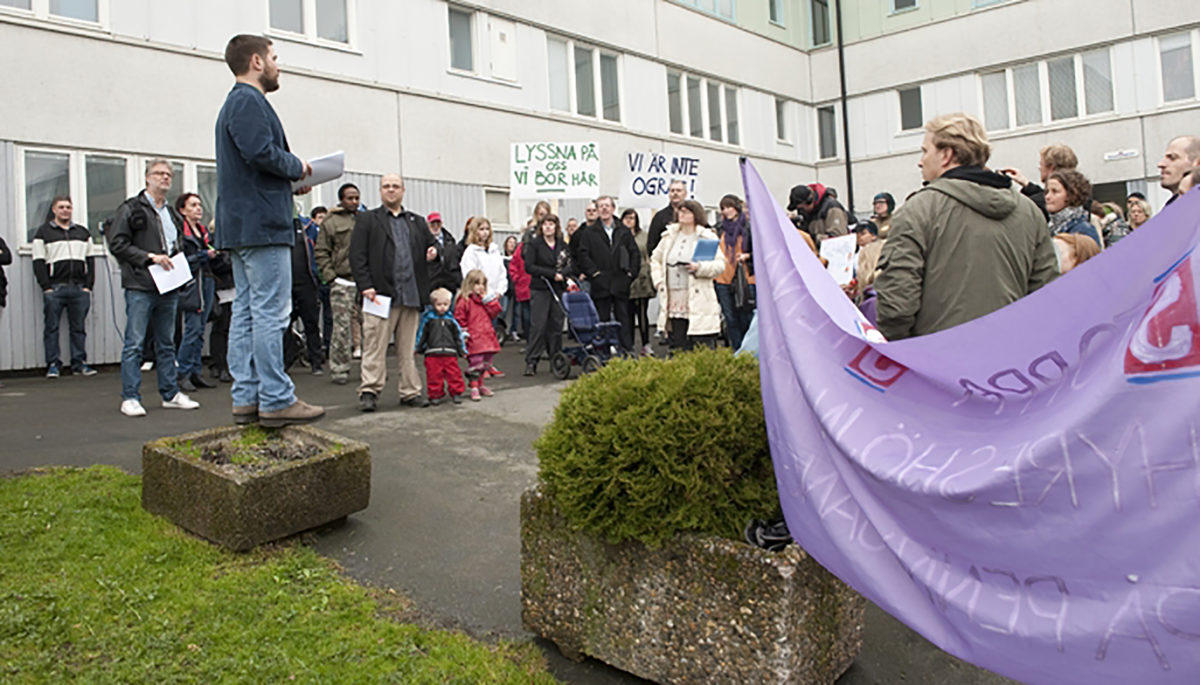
[534,348,779,547]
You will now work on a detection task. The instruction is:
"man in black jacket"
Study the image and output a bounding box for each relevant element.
[107,159,200,417]
[647,179,687,256]
[576,195,641,353]
[425,211,461,294]
[31,195,96,378]
[348,174,438,411]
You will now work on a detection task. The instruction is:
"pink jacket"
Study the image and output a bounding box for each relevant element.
[455,293,503,355]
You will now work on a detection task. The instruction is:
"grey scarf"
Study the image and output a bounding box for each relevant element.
[1048,206,1089,236]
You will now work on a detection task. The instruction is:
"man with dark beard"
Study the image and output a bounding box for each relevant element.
[214,34,323,427]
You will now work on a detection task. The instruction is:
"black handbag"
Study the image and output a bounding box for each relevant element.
[733,261,755,310]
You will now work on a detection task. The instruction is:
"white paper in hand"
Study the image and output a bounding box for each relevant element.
[293,151,345,190]
[363,293,391,319]
[819,234,857,286]
[148,253,192,294]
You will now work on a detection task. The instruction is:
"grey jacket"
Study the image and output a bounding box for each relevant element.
[874,168,1058,341]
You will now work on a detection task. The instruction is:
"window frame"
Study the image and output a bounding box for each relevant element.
[266,0,357,49]
[546,35,623,125]
[971,0,1006,7]
[13,146,220,253]
[1157,30,1199,105]
[768,0,784,26]
[672,0,736,22]
[978,49,1118,131]
[665,69,740,147]
[809,0,831,48]
[890,0,918,14]
[0,0,108,29]
[775,97,791,143]
[897,86,923,132]
[817,105,838,160]
[446,4,475,73]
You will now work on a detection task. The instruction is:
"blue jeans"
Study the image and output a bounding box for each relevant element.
[714,282,755,351]
[229,246,295,412]
[121,289,179,401]
[43,284,90,369]
[177,277,215,378]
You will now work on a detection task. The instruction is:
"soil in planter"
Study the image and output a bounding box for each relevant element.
[174,426,323,474]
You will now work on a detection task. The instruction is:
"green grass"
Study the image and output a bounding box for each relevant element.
[0,466,558,684]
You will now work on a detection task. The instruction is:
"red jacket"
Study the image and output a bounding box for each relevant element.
[455,293,503,355]
[508,246,532,302]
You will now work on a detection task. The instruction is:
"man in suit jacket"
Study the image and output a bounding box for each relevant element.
[576,195,641,353]
[214,34,323,428]
[349,175,438,412]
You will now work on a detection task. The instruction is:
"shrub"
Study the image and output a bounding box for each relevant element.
[534,348,779,547]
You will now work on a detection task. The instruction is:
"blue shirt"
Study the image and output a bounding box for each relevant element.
[143,190,177,250]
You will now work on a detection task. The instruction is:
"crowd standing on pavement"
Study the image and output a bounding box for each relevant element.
[6,34,1198,423]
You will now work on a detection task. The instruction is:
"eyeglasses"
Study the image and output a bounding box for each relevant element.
[149,171,173,178]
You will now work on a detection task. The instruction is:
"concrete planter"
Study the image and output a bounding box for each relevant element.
[521,486,864,684]
[142,425,370,552]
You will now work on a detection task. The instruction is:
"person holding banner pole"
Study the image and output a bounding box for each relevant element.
[649,199,725,352]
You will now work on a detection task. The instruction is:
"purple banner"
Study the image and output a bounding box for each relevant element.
[742,158,1200,684]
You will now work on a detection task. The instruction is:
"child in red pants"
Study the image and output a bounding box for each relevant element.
[455,270,503,401]
[415,288,467,404]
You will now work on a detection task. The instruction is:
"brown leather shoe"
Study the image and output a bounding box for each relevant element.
[232,404,258,425]
[259,399,325,428]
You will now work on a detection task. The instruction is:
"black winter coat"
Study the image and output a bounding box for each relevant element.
[0,236,11,307]
[107,192,186,293]
[428,229,462,293]
[349,206,436,308]
[575,221,641,299]
[522,235,567,293]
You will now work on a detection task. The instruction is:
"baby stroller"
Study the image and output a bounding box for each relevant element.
[547,283,623,380]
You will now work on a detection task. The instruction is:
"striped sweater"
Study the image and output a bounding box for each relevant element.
[31,222,94,290]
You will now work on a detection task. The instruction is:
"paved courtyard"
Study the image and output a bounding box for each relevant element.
[0,344,1012,684]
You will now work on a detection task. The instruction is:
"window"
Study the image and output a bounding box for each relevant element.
[448,7,473,71]
[548,38,570,112]
[84,156,125,243]
[971,0,1006,6]
[1012,63,1042,127]
[981,71,1009,130]
[687,76,703,137]
[674,0,734,21]
[197,165,218,228]
[725,87,739,145]
[485,189,510,226]
[810,0,830,46]
[24,151,69,241]
[768,0,782,24]
[775,98,789,141]
[1160,32,1196,103]
[49,0,95,21]
[898,87,923,131]
[707,82,723,141]
[892,0,917,11]
[268,0,351,44]
[546,37,621,123]
[667,71,683,134]
[0,0,101,23]
[1082,49,1114,115]
[817,106,837,159]
[1047,56,1077,121]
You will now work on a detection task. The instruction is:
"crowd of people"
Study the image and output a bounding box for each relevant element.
[3,35,1198,421]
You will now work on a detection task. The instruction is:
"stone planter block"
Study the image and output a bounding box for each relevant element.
[521,486,864,684]
[142,425,370,552]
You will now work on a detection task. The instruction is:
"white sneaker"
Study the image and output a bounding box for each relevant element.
[120,399,146,417]
[162,392,200,410]
[642,344,655,357]
[140,361,154,371]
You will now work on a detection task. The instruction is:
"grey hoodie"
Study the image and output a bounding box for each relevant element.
[874,169,1058,341]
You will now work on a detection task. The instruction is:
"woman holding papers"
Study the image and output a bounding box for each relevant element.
[649,199,726,352]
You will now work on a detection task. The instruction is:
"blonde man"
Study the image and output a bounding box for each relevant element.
[875,113,1057,341]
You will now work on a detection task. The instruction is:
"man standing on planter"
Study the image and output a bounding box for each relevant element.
[214,34,323,428]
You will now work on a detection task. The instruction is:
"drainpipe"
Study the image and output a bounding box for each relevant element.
[835,0,854,216]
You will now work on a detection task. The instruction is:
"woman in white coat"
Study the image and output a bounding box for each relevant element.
[460,216,508,301]
[649,199,726,352]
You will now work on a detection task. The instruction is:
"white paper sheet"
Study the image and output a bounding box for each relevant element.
[293,150,345,190]
[362,294,391,319]
[216,288,235,304]
[148,253,192,294]
[819,234,857,286]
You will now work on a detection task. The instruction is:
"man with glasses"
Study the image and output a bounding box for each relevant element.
[108,160,200,417]
[214,34,323,427]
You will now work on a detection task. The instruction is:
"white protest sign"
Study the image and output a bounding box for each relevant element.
[818,234,857,286]
[618,151,702,208]
[510,142,600,199]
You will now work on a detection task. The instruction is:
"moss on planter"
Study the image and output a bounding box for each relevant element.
[534,348,778,547]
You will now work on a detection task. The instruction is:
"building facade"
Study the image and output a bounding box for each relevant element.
[0,0,1197,370]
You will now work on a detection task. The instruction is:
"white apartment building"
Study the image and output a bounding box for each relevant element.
[0,0,1197,371]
